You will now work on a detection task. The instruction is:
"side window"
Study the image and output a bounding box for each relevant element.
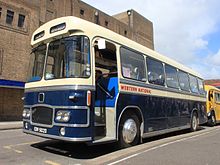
[120,47,146,81]
[165,65,179,89]
[198,78,205,95]
[147,58,165,86]
[178,71,190,91]
[214,93,220,103]
[189,75,199,93]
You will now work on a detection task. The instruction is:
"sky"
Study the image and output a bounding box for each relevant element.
[82,0,220,79]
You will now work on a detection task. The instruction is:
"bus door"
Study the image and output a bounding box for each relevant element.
[93,38,119,141]
[214,91,220,121]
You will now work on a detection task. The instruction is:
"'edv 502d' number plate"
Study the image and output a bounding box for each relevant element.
[33,126,47,134]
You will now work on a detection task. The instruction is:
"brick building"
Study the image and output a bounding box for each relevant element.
[0,0,154,121]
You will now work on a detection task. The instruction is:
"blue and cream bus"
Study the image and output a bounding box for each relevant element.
[23,16,207,148]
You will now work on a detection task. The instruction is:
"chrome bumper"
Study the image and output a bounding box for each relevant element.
[23,129,92,142]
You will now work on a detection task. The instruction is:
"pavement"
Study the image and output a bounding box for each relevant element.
[0,121,23,130]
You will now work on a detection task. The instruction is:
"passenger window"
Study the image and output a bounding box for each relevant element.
[189,75,199,93]
[147,58,165,86]
[178,71,190,91]
[120,47,146,81]
[165,65,179,89]
[215,93,220,103]
[198,78,205,95]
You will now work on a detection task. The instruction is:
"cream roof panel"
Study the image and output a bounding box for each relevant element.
[31,16,202,78]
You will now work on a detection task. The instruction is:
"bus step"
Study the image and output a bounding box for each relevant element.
[93,136,116,144]
[95,125,106,137]
[94,122,106,127]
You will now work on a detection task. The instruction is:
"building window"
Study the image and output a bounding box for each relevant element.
[0,49,3,75]
[6,10,14,25]
[80,9,84,16]
[18,14,25,28]
[94,11,99,24]
[124,30,127,36]
[105,20,108,27]
[0,7,2,18]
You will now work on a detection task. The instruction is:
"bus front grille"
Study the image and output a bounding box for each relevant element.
[31,106,53,125]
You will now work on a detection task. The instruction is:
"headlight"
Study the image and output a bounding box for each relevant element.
[22,109,30,118]
[55,110,70,122]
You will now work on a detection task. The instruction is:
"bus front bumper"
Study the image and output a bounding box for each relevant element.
[23,129,92,142]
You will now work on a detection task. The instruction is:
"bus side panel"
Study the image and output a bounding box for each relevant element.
[196,101,207,124]
[116,93,167,132]
[116,93,207,134]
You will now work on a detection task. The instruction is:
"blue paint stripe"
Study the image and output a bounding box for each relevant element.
[0,79,25,88]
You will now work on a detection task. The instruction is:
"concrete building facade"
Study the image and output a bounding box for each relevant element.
[0,0,154,121]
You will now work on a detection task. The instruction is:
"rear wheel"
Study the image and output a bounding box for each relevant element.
[208,111,216,126]
[190,112,198,132]
[118,112,140,148]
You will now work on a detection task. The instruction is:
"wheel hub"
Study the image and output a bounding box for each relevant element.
[192,115,197,130]
[122,119,137,144]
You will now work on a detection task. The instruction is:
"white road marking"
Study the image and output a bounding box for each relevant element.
[108,128,220,165]
[44,160,61,165]
[3,141,41,154]
[0,129,22,133]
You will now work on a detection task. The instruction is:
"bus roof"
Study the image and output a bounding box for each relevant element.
[204,85,220,92]
[31,16,202,79]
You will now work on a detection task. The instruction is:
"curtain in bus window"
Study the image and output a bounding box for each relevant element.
[189,75,199,93]
[178,71,190,91]
[165,65,179,89]
[120,47,146,81]
[146,58,165,86]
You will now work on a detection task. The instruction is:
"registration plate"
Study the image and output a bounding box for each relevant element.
[33,126,47,134]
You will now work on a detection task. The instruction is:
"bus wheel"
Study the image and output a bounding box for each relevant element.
[190,112,198,132]
[118,112,140,148]
[208,112,216,126]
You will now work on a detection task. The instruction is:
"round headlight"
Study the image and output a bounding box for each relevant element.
[23,109,30,118]
[56,111,70,122]
[63,112,70,122]
[22,110,27,118]
[56,111,63,121]
[60,127,65,136]
[25,122,28,129]
[26,111,30,118]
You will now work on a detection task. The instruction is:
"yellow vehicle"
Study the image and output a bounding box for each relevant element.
[205,85,220,126]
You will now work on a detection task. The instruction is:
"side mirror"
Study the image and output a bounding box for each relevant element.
[97,39,106,49]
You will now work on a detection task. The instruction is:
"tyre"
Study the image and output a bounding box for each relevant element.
[208,111,216,127]
[190,112,198,132]
[118,112,140,148]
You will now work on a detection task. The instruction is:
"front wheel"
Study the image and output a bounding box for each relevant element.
[118,112,140,148]
[190,112,198,132]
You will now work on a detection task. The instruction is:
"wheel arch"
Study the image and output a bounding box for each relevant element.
[117,105,144,140]
[191,108,198,118]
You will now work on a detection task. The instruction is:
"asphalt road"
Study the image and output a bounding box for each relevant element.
[0,126,220,165]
